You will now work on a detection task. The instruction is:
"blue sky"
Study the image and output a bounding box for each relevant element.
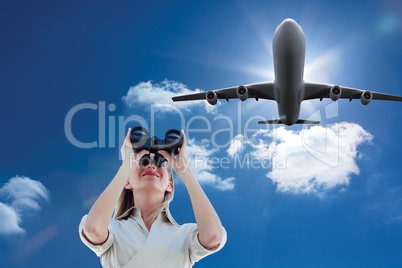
[1,0,402,267]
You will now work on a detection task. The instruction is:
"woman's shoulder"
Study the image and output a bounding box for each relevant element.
[173,222,198,234]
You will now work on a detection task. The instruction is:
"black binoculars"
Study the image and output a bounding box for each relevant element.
[129,127,183,156]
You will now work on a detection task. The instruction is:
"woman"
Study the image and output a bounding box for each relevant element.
[79,128,226,267]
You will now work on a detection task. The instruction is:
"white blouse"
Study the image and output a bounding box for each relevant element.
[79,207,227,268]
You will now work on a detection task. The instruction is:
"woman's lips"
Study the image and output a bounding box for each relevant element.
[142,171,159,177]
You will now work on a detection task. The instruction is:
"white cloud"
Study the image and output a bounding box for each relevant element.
[184,139,235,191]
[196,171,235,191]
[122,80,218,113]
[229,122,372,195]
[227,134,249,157]
[0,175,49,236]
[0,202,24,235]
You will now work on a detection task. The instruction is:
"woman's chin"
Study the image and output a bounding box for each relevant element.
[135,182,165,193]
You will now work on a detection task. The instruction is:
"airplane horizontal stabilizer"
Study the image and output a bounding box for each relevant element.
[295,119,320,124]
[258,119,320,124]
[258,119,283,124]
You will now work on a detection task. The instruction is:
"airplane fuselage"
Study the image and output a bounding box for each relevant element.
[272,19,306,125]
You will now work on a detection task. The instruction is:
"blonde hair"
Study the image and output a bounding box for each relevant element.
[113,165,175,224]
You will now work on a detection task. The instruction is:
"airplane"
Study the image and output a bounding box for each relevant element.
[172,18,402,126]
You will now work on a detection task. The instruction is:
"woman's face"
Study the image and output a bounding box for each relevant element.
[126,154,172,195]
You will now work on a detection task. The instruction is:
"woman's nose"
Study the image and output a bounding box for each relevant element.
[145,162,156,169]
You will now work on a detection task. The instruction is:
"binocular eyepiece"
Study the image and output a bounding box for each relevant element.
[129,127,183,156]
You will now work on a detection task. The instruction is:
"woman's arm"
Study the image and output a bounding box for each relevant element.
[181,169,225,249]
[159,131,224,249]
[83,129,147,245]
[83,166,131,244]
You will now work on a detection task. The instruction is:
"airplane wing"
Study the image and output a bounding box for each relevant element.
[172,82,276,102]
[303,82,402,102]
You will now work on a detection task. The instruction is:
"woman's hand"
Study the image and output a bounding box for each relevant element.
[120,128,149,171]
[158,130,192,178]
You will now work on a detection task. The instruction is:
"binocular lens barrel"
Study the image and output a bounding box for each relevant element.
[129,127,183,156]
[130,127,148,141]
[130,127,149,152]
[165,129,182,144]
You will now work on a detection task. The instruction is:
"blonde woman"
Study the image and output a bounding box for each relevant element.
[79,129,226,267]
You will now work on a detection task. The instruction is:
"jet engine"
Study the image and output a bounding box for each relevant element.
[206,91,218,105]
[330,85,342,101]
[361,91,372,105]
[237,85,248,101]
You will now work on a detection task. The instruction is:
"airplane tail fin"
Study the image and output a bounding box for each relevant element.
[258,119,320,124]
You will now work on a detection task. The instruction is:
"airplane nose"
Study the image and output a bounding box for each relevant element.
[280,18,299,31]
[274,18,304,45]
